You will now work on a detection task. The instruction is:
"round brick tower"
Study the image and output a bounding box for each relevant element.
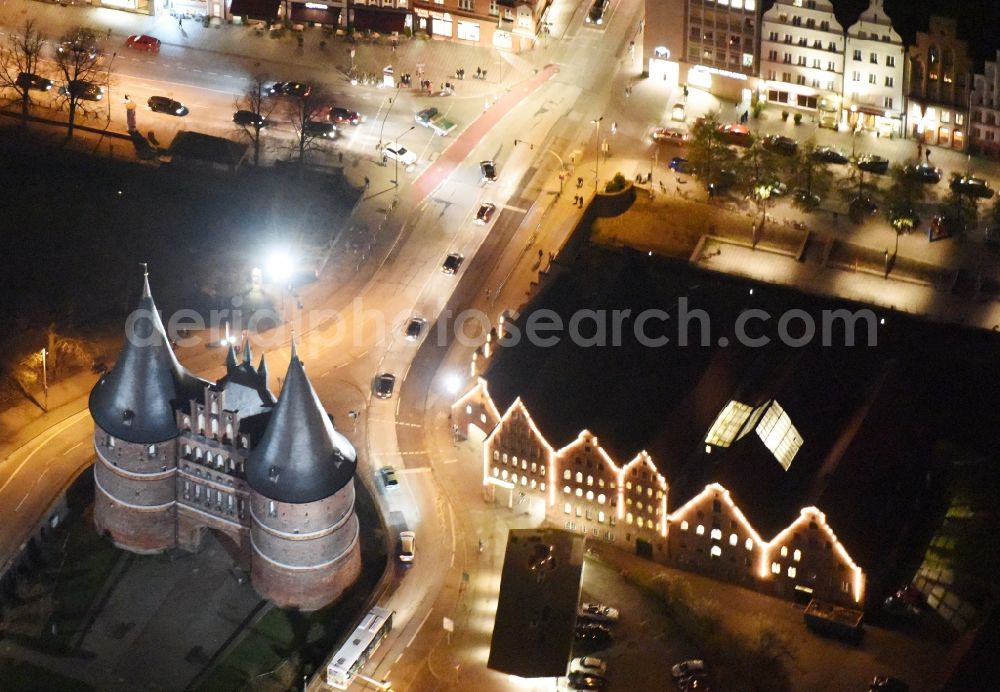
[246,343,362,611]
[89,269,204,553]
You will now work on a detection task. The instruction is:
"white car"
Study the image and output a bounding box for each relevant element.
[383,143,417,167]
[671,659,706,679]
[399,531,415,562]
[579,603,620,622]
[569,656,607,676]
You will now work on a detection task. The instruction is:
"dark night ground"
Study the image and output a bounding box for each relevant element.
[0,132,360,339]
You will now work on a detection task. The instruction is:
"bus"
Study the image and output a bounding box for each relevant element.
[326,606,394,689]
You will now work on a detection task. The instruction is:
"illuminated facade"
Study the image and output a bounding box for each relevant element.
[410,0,550,52]
[841,0,904,136]
[971,50,1000,158]
[684,0,759,101]
[906,16,972,151]
[453,378,867,607]
[759,0,843,123]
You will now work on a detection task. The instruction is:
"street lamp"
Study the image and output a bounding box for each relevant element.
[377,86,401,153]
[591,117,603,193]
[40,348,48,412]
[391,125,417,189]
[266,250,294,321]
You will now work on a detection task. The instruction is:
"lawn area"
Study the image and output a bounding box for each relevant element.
[0,657,93,692]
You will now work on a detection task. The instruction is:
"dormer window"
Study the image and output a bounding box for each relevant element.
[122,409,134,426]
[147,444,157,458]
[268,466,280,482]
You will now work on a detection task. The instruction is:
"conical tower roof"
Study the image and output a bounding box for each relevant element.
[89,267,205,444]
[246,344,356,503]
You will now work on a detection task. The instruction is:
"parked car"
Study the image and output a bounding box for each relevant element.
[147,96,187,116]
[379,465,399,489]
[480,160,498,182]
[672,660,707,679]
[15,72,52,92]
[399,531,415,562]
[651,126,688,144]
[268,81,312,98]
[668,156,689,173]
[57,31,98,59]
[304,120,337,138]
[849,195,879,220]
[569,657,607,676]
[929,214,960,241]
[125,34,161,53]
[578,603,620,623]
[903,163,942,183]
[441,253,464,274]
[475,202,497,225]
[762,180,787,196]
[763,134,798,156]
[574,623,613,646]
[60,80,104,101]
[718,123,753,146]
[566,672,607,690]
[373,373,396,399]
[233,110,266,128]
[793,189,821,208]
[404,317,426,340]
[671,102,686,122]
[383,143,417,166]
[949,175,995,198]
[328,106,361,125]
[585,0,607,24]
[857,154,890,174]
[708,169,737,194]
[869,676,909,692]
[811,145,849,164]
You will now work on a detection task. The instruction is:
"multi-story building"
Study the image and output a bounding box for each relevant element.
[759,0,844,124]
[971,50,1000,158]
[90,269,362,611]
[906,16,973,151]
[841,0,904,136]
[410,0,549,52]
[348,0,411,33]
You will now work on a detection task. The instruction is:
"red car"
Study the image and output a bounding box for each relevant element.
[126,34,161,53]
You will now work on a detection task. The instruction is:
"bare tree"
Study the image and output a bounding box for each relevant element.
[235,74,274,166]
[53,27,106,139]
[0,20,46,125]
[288,87,335,165]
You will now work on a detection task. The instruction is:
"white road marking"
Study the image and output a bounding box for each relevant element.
[407,608,434,649]
[442,458,458,464]
[15,494,28,512]
[0,410,89,496]
[61,441,84,456]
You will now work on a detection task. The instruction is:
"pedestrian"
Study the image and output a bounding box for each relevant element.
[925,148,931,163]
[363,176,370,190]
[338,151,343,164]
[577,176,584,189]
[573,194,579,205]
[578,196,584,208]
[107,28,112,40]
[178,18,183,29]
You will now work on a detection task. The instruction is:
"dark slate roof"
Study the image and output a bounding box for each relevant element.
[488,528,584,678]
[89,273,206,444]
[246,347,356,503]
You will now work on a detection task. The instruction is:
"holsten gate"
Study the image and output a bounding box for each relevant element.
[88,270,361,610]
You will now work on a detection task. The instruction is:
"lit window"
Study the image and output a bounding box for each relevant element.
[492,466,499,477]
[681,520,689,531]
[531,462,537,473]
[521,476,527,486]
[793,549,802,562]
[493,450,499,460]
[576,472,583,483]
[587,475,594,486]
[501,470,508,480]
[564,503,571,514]
[598,511,606,523]
[575,488,583,497]
[710,545,722,557]
[771,561,781,574]
[466,405,472,414]
[503,453,508,464]
[586,490,594,501]
[530,479,536,489]
[540,482,546,491]
[147,444,157,457]
[745,538,754,551]
[563,485,570,494]
[512,456,518,465]
[729,534,738,546]
[788,566,797,578]
[695,524,705,536]
[637,517,644,528]
[626,513,634,525]
[268,500,277,517]
[564,469,571,480]
[780,546,788,557]
[597,493,606,504]
[511,474,518,484]
[626,481,632,490]
[710,529,722,541]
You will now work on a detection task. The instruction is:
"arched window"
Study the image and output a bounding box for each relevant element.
[680,520,689,531]
[793,549,802,562]
[211,400,218,414]
[563,469,571,480]
[745,538,754,551]
[575,472,583,483]
[780,545,788,557]
[587,475,594,486]
[107,435,115,449]
[210,419,219,439]
[637,517,644,528]
[575,487,583,497]
[710,528,722,541]
[710,545,722,558]
[695,524,705,535]
[597,493,606,505]
[586,490,594,501]
[729,533,738,546]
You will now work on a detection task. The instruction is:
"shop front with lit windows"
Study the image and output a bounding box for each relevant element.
[909,102,968,151]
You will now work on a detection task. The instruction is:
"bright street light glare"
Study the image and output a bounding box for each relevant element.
[444,374,462,394]
[266,251,294,283]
